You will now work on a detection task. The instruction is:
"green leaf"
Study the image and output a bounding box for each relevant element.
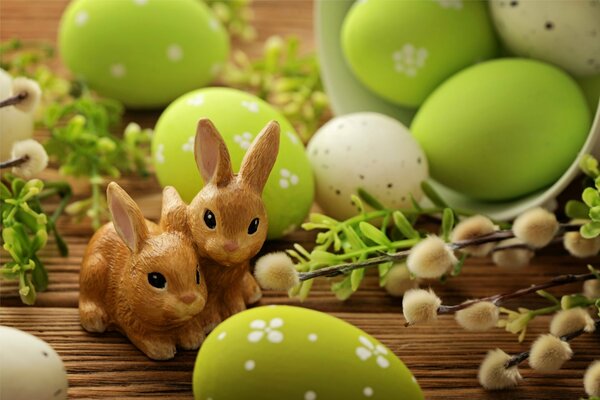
[350,268,365,291]
[581,221,600,238]
[591,206,600,221]
[331,275,354,301]
[350,194,365,214]
[441,208,455,242]
[0,181,11,200]
[421,181,448,208]
[450,253,467,277]
[342,226,365,250]
[378,261,394,286]
[582,187,600,208]
[308,213,338,225]
[30,256,48,292]
[359,222,391,247]
[298,279,314,302]
[392,211,419,239]
[565,200,590,220]
[310,250,339,264]
[580,154,600,178]
[18,272,36,305]
[410,193,423,212]
[536,290,559,305]
[357,188,385,210]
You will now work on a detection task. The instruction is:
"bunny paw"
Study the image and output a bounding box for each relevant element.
[79,301,108,333]
[242,272,262,305]
[178,330,205,350]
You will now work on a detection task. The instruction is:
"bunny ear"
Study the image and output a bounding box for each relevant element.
[194,118,233,187]
[107,182,149,253]
[159,186,188,231]
[238,120,280,194]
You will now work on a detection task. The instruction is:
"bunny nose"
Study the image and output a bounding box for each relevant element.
[223,240,239,252]
[179,293,197,305]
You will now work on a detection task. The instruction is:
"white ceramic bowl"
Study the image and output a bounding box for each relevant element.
[315,0,600,220]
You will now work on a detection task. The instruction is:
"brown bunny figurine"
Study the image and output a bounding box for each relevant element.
[79,182,208,360]
[187,118,280,331]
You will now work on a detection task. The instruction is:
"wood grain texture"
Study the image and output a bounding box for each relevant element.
[1,1,599,399]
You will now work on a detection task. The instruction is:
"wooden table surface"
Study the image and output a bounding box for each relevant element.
[1,1,598,399]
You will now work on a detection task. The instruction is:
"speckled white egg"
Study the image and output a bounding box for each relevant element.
[307,113,428,220]
[490,0,600,77]
[0,326,68,400]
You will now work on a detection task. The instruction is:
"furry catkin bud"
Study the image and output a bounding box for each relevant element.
[11,77,41,113]
[584,360,600,397]
[455,301,499,332]
[563,230,600,258]
[491,238,534,268]
[550,308,596,337]
[451,215,497,257]
[478,349,522,390]
[583,279,600,300]
[529,334,573,371]
[384,263,418,297]
[254,252,299,291]
[402,288,441,325]
[10,139,48,178]
[406,236,457,279]
[512,207,558,248]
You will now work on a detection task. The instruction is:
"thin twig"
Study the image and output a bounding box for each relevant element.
[504,319,600,368]
[298,224,583,282]
[0,155,29,169]
[438,273,597,314]
[0,92,27,108]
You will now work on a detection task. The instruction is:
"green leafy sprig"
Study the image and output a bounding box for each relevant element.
[43,97,152,229]
[222,35,330,142]
[566,154,600,238]
[203,0,256,41]
[1,174,71,305]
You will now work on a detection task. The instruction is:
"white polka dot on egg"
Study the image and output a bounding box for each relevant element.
[363,387,374,397]
[110,63,126,78]
[167,44,183,62]
[304,390,317,400]
[75,11,89,26]
[244,360,255,371]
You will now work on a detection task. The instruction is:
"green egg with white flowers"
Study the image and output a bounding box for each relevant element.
[193,306,424,400]
[152,87,314,239]
[341,0,498,108]
[58,0,229,109]
[411,58,592,201]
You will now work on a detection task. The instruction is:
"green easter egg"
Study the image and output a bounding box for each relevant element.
[152,87,314,239]
[193,306,424,400]
[411,58,591,201]
[577,74,600,113]
[341,0,497,108]
[58,0,229,109]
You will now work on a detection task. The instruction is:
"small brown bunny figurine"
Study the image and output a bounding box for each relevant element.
[187,118,280,331]
[79,182,208,360]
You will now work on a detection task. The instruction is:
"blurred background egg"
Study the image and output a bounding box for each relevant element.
[489,0,600,77]
[58,0,229,108]
[152,87,314,239]
[341,0,498,108]
[411,58,591,202]
[307,112,428,221]
[0,326,68,400]
[193,306,423,400]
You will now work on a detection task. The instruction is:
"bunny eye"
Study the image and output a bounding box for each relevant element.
[148,272,167,289]
[248,218,260,235]
[203,209,216,229]
[196,264,201,285]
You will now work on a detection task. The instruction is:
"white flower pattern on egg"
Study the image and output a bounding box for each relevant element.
[279,168,299,189]
[355,335,390,368]
[436,0,463,9]
[166,44,183,62]
[110,63,126,78]
[155,144,165,164]
[286,131,300,145]
[304,391,317,400]
[392,44,428,77]
[182,136,194,152]
[241,100,260,113]
[187,94,205,107]
[234,132,254,150]
[133,0,148,5]
[247,318,284,343]
[75,10,89,27]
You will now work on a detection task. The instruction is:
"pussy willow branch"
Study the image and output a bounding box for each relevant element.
[504,319,600,369]
[0,92,27,108]
[298,223,581,281]
[438,272,597,314]
[0,155,29,169]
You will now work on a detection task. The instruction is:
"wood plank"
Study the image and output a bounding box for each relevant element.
[1,307,598,400]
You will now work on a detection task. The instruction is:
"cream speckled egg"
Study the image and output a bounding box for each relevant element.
[490,0,600,77]
[0,326,68,400]
[307,113,428,220]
